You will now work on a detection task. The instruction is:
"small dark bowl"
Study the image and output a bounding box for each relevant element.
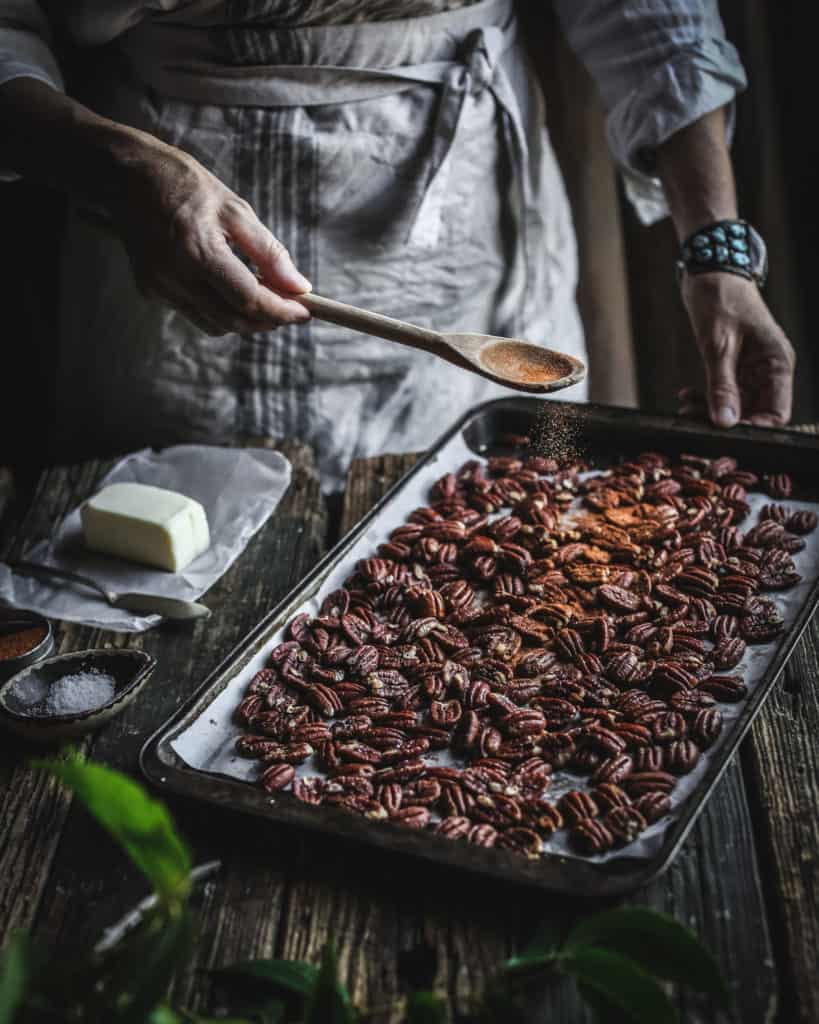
[0,609,55,683]
[0,648,156,741]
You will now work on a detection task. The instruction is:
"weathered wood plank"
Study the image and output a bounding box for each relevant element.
[743,614,819,1024]
[0,457,115,944]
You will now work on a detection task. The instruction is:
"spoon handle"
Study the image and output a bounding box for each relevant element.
[11,561,115,605]
[299,293,447,355]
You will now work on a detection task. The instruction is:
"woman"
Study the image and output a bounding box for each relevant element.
[0,1,795,488]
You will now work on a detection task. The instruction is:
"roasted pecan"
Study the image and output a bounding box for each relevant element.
[633,746,665,772]
[763,473,792,499]
[373,758,426,784]
[496,826,544,859]
[260,763,296,793]
[434,816,472,840]
[592,783,631,813]
[558,789,599,825]
[591,754,634,786]
[571,818,615,855]
[523,798,563,835]
[467,823,498,847]
[699,675,748,702]
[391,806,430,829]
[633,791,672,823]
[787,510,818,535]
[664,739,701,774]
[292,776,327,805]
[605,805,647,844]
[691,707,723,747]
[624,771,676,797]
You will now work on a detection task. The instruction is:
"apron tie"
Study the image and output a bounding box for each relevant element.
[403,24,533,332]
[118,2,533,329]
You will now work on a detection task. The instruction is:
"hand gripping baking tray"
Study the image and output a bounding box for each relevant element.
[141,399,819,895]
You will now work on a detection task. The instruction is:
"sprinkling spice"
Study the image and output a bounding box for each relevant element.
[530,401,585,466]
[26,669,116,717]
[0,626,47,661]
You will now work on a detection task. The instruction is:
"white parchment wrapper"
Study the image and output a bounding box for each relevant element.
[0,446,291,633]
[170,434,819,863]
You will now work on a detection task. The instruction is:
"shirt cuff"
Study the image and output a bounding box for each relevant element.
[0,26,65,182]
[606,39,748,226]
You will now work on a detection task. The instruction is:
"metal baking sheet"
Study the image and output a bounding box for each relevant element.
[141,399,819,895]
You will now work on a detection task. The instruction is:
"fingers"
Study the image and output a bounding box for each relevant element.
[221,199,312,296]
[700,326,741,429]
[760,334,795,426]
[200,234,310,325]
[155,277,272,337]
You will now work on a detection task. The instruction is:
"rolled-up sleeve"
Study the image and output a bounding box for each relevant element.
[554,0,748,224]
[0,1,64,180]
[0,1,63,91]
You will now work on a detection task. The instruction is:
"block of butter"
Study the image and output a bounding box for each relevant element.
[81,483,210,572]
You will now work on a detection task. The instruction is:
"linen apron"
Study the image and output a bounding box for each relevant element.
[56,0,587,489]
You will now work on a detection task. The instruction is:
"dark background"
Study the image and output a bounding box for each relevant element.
[0,0,815,484]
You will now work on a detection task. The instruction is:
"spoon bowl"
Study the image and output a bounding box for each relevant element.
[445,334,587,393]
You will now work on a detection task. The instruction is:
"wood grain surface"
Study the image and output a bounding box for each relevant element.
[0,444,816,1023]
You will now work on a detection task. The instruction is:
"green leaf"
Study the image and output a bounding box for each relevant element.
[304,943,357,1024]
[34,754,192,912]
[213,959,318,999]
[565,907,730,1008]
[577,982,637,1024]
[405,990,449,1024]
[91,909,196,1019]
[497,950,559,980]
[561,947,678,1024]
[0,933,31,1024]
[149,1007,185,1024]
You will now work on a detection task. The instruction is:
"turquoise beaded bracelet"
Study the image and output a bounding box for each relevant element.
[676,219,768,287]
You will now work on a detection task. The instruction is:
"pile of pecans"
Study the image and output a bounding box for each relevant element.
[234,451,817,860]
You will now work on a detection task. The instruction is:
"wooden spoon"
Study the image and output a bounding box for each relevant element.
[74,206,584,392]
[298,293,586,394]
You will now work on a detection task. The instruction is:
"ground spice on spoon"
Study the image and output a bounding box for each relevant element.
[480,341,569,385]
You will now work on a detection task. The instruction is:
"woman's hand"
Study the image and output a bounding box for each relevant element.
[678,272,795,428]
[109,137,311,336]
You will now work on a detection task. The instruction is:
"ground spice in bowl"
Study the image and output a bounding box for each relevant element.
[0,625,48,661]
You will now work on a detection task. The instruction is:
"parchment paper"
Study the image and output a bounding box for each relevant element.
[171,434,819,863]
[0,446,291,632]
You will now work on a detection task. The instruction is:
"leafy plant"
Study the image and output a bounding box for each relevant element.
[0,753,731,1023]
[486,904,730,1024]
[33,752,192,915]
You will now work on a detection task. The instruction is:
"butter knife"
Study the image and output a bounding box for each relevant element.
[10,561,211,622]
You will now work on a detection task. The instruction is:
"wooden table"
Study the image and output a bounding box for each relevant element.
[1,444,817,1023]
